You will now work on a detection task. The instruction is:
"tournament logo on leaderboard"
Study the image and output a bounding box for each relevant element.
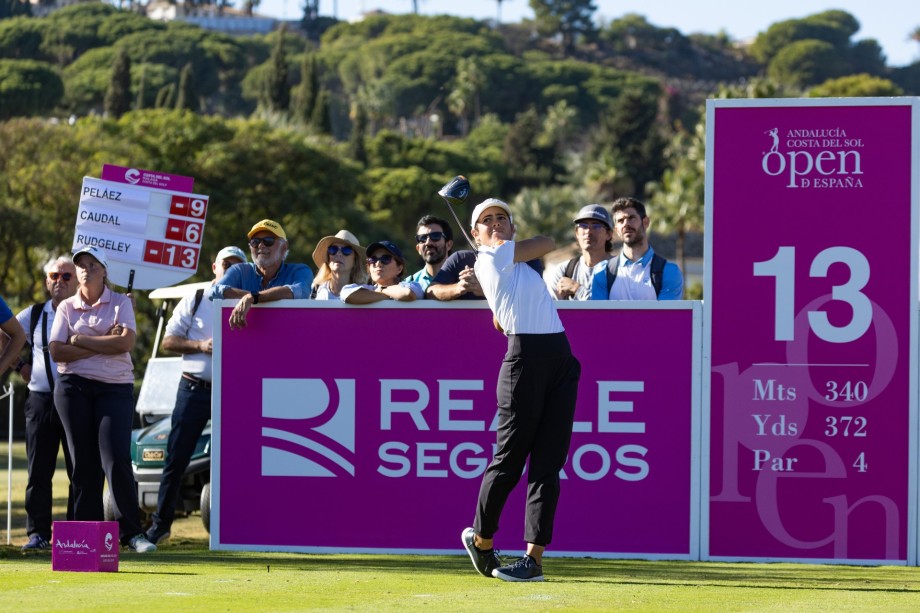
[261,378,356,477]
[124,167,141,184]
[760,125,864,189]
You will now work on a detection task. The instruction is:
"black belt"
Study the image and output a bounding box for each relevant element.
[182,373,212,389]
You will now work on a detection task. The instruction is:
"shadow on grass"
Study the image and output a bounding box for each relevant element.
[4,537,920,595]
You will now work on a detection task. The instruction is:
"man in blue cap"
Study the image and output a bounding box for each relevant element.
[544,204,614,301]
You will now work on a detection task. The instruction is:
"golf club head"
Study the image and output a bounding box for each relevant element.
[438,175,471,207]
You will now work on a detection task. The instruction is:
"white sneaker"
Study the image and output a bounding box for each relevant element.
[128,534,157,553]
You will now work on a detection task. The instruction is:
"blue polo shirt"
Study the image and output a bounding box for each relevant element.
[0,296,12,324]
[208,262,314,300]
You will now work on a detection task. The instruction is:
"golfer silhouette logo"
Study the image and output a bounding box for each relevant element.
[765,128,779,154]
[260,379,356,477]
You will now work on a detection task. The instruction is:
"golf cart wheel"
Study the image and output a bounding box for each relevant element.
[200,482,211,533]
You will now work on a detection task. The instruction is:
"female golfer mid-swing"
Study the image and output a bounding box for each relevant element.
[461,198,581,582]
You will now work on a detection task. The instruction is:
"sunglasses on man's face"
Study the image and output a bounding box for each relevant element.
[48,272,73,282]
[328,245,354,256]
[576,222,607,232]
[416,231,446,244]
[249,236,278,248]
[367,254,395,266]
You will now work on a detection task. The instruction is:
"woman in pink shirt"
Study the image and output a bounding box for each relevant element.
[49,246,156,553]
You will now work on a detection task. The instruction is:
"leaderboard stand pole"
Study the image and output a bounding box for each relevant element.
[3,383,13,545]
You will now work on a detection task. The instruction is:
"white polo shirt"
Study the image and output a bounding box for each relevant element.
[475,240,563,335]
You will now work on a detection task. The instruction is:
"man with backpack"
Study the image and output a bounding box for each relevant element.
[591,197,684,300]
[544,204,614,300]
[145,245,245,545]
[10,256,78,550]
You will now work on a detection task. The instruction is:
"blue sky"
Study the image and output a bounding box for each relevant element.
[258,0,919,67]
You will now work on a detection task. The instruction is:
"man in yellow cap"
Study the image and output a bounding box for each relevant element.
[207,219,314,330]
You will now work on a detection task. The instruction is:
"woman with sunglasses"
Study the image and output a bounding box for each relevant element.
[341,240,423,304]
[310,230,368,300]
[48,246,157,553]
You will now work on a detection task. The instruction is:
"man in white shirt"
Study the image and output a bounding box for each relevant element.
[592,197,683,300]
[11,256,78,550]
[146,246,245,545]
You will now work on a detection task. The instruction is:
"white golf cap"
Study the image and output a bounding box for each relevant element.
[72,245,108,269]
[470,198,513,228]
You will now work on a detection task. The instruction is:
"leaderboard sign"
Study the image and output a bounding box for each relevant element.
[72,164,209,289]
[704,98,919,563]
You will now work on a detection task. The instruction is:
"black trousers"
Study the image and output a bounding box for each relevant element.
[55,374,143,544]
[24,391,74,539]
[474,332,581,547]
[151,376,210,529]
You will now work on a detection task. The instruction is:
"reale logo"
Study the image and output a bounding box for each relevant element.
[261,379,356,477]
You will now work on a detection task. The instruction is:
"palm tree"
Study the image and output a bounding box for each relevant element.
[496,0,509,25]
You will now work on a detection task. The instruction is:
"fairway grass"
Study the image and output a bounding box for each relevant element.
[4,444,920,611]
[4,546,920,612]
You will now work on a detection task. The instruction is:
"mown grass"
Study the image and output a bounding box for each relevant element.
[3,443,920,611]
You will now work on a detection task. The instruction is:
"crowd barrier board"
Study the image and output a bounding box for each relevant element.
[212,301,702,559]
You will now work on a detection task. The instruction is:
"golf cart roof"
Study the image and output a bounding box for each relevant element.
[148,281,211,301]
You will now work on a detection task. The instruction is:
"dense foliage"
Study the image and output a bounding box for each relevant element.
[1,4,919,374]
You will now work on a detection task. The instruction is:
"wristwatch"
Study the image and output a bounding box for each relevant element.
[250,291,260,304]
[14,359,26,373]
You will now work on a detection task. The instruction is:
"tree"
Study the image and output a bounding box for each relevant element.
[589,87,665,200]
[349,101,368,165]
[265,25,290,112]
[750,10,859,65]
[175,62,198,111]
[292,52,318,125]
[529,0,597,56]
[808,73,904,97]
[0,0,30,19]
[767,39,843,88]
[135,63,146,110]
[311,87,331,134]
[242,0,260,17]
[647,119,705,292]
[447,56,484,136]
[0,59,63,119]
[155,83,175,109]
[495,0,508,25]
[104,46,132,118]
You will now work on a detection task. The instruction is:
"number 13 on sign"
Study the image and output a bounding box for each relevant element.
[753,246,872,343]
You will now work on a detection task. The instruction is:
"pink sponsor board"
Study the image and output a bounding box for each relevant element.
[704,99,919,563]
[212,302,701,558]
[52,521,119,572]
[101,163,195,193]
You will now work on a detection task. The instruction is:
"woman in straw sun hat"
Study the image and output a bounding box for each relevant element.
[310,230,367,300]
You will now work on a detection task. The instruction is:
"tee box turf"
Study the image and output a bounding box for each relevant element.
[52,521,119,572]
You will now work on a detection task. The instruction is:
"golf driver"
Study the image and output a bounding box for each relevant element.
[437,175,478,252]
